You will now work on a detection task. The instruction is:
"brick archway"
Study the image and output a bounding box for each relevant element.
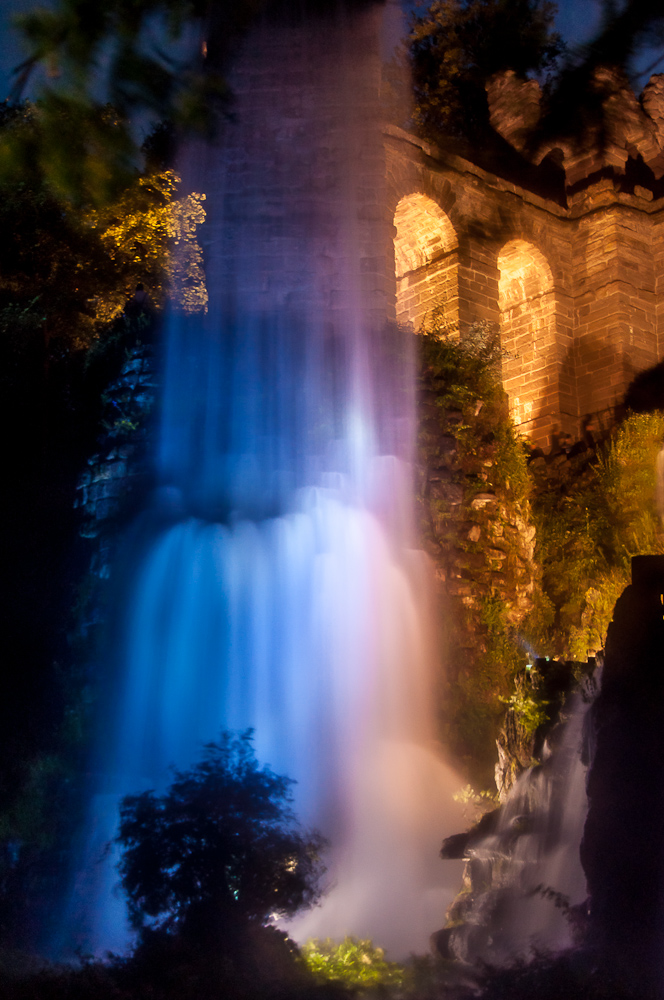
[498,239,557,446]
[393,193,458,330]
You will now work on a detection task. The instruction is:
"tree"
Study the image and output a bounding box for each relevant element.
[116,731,327,945]
[0,104,207,348]
[411,0,664,161]
[410,0,563,147]
[532,0,664,150]
[7,0,268,206]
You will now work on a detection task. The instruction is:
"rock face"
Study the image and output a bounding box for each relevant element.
[416,347,539,783]
[581,555,664,994]
[73,343,156,634]
[75,345,155,541]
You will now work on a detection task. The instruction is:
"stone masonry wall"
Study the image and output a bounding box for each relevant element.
[386,127,664,449]
[394,192,459,330]
[498,240,558,443]
[570,193,660,420]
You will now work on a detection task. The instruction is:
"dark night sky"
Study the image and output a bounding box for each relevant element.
[0,0,35,101]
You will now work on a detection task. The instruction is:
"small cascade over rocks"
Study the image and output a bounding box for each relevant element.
[436,659,597,967]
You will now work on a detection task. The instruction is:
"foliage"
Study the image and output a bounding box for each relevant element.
[116,731,327,941]
[417,316,535,786]
[500,687,549,735]
[419,316,529,510]
[453,784,499,822]
[529,412,664,659]
[410,0,563,145]
[0,930,345,1000]
[83,168,208,323]
[301,936,406,988]
[8,0,241,204]
[457,946,652,1000]
[0,106,207,347]
[419,312,506,404]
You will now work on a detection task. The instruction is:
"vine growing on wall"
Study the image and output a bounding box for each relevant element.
[416,315,539,788]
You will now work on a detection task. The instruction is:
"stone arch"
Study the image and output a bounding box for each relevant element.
[498,239,557,445]
[393,193,458,331]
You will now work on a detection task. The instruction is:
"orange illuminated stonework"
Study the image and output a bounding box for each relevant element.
[386,120,664,449]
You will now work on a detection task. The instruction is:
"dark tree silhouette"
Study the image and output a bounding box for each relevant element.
[410,0,563,146]
[116,731,327,946]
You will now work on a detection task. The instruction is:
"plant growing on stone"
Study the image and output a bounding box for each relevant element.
[453,784,499,822]
[500,688,549,736]
[417,315,538,788]
[529,411,664,660]
[419,312,506,406]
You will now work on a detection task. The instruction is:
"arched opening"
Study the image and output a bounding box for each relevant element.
[393,194,458,331]
[498,240,556,444]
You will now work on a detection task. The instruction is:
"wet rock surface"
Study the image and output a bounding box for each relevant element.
[73,344,156,634]
[75,345,155,542]
[436,658,596,969]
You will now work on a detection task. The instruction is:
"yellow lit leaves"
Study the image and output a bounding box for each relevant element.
[85,169,207,322]
[167,190,208,315]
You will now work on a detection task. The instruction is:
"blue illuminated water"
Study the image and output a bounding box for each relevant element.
[70,2,465,957]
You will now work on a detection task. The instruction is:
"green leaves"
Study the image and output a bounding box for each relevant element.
[301,936,407,987]
[532,412,664,660]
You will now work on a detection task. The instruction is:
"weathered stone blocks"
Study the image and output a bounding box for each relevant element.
[387,119,664,450]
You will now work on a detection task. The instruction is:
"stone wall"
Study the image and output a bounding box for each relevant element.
[394,192,459,330]
[385,126,664,449]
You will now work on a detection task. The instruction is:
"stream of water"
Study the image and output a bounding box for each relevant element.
[66,1,465,958]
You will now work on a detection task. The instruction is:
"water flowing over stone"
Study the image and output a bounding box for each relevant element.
[441,689,592,966]
[68,0,465,958]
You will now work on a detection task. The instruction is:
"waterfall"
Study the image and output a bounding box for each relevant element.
[66,0,465,958]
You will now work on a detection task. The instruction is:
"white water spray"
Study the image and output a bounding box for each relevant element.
[71,1,465,958]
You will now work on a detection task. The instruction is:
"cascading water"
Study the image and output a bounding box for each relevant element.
[442,682,595,966]
[66,0,465,958]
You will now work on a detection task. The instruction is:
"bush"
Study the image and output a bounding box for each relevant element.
[531,412,664,659]
[116,731,328,945]
[301,937,406,989]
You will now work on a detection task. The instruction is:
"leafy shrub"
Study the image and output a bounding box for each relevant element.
[301,937,406,988]
[116,731,327,944]
[531,412,664,659]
